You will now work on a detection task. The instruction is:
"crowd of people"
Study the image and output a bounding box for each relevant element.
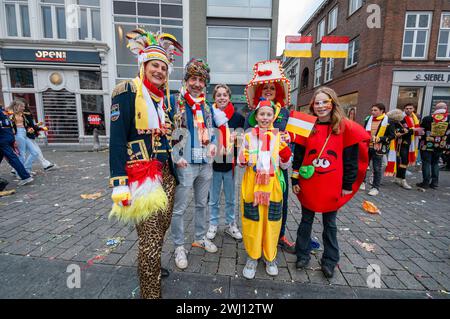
[106,28,378,299]
[361,100,450,196]
[0,99,56,194]
[2,28,448,300]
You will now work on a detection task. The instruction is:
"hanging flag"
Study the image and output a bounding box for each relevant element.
[286,111,317,144]
[320,36,350,58]
[285,36,313,58]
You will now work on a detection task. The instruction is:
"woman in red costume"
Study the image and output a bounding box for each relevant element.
[291,87,369,278]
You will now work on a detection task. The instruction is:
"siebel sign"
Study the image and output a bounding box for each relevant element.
[35,50,67,62]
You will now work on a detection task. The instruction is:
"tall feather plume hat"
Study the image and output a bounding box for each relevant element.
[125,28,183,88]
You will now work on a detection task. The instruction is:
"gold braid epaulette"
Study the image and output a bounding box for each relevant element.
[111,80,137,99]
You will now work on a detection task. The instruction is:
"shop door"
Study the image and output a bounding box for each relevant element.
[42,89,79,143]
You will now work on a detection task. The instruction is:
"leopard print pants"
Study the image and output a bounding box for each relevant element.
[135,163,176,299]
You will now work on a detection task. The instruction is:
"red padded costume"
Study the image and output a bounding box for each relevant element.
[297,119,370,213]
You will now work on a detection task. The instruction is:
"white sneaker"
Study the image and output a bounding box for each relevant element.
[224,223,243,241]
[401,179,412,190]
[243,258,258,279]
[192,236,218,253]
[265,260,278,276]
[206,224,218,240]
[18,177,34,186]
[368,188,379,196]
[174,246,188,270]
[359,183,366,191]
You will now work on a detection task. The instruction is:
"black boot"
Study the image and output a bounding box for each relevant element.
[0,178,8,192]
[161,267,170,278]
[321,264,335,278]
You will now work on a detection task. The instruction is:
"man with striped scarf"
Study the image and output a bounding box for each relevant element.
[362,103,395,196]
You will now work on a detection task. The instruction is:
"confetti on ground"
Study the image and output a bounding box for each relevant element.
[131,286,139,298]
[362,200,381,214]
[339,228,350,231]
[213,287,223,294]
[0,190,16,197]
[356,240,376,252]
[80,192,102,199]
[106,237,124,247]
[426,292,433,299]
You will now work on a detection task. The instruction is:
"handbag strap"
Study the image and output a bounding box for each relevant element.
[317,130,332,159]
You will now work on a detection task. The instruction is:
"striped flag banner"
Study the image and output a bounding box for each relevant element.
[285,36,313,58]
[286,111,317,143]
[320,36,350,58]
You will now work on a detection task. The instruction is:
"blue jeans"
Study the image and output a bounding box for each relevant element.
[0,143,31,180]
[421,150,441,186]
[171,163,213,246]
[15,128,39,173]
[208,170,236,226]
[295,206,339,268]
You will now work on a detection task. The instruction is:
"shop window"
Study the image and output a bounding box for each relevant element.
[79,71,102,90]
[12,93,37,120]
[339,92,358,120]
[10,68,34,88]
[81,95,105,136]
[396,87,424,116]
[431,87,450,115]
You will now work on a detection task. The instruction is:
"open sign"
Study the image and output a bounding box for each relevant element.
[35,50,67,61]
[88,114,101,125]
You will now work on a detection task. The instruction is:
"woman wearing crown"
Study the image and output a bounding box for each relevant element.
[108,29,182,298]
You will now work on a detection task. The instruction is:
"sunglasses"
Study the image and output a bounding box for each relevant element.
[313,99,332,107]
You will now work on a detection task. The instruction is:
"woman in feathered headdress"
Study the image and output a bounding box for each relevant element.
[108,28,182,299]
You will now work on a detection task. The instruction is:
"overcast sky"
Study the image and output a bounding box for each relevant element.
[277,0,325,55]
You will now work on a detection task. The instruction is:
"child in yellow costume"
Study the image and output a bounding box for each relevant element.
[238,100,292,279]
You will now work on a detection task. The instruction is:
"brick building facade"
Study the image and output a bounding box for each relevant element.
[296,0,450,124]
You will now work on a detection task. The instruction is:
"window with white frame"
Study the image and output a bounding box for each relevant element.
[40,0,66,39]
[346,37,359,68]
[324,58,334,83]
[77,0,101,41]
[348,0,362,16]
[207,26,270,83]
[402,12,432,59]
[4,0,30,37]
[437,13,450,59]
[113,0,184,83]
[328,6,338,34]
[317,18,325,43]
[314,58,322,87]
[207,0,272,19]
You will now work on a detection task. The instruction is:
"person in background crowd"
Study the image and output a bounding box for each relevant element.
[0,105,33,186]
[393,103,422,190]
[362,103,395,196]
[416,102,449,189]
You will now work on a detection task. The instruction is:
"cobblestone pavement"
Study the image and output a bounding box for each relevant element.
[0,147,449,298]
